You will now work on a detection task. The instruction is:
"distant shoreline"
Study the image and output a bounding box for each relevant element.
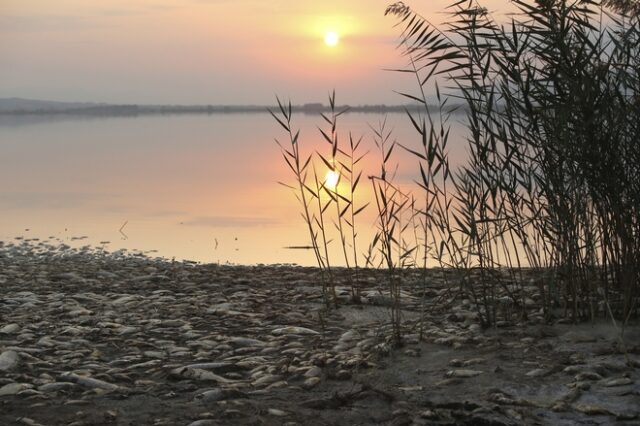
[0,103,465,116]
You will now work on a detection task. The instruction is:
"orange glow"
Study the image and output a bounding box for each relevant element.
[0,0,520,105]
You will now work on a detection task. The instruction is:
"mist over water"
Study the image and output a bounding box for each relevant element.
[0,112,466,265]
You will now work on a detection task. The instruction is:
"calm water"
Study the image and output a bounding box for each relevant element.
[0,112,466,265]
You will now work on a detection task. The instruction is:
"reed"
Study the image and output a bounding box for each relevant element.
[386,0,639,324]
[368,118,415,344]
[270,98,332,305]
[317,92,369,301]
[271,93,369,306]
[273,0,639,340]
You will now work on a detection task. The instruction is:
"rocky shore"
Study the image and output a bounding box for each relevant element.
[1,241,638,425]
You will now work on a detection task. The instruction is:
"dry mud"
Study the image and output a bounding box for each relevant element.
[1,241,639,425]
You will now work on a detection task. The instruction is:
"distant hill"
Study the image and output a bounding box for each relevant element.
[0,98,464,115]
[0,98,106,112]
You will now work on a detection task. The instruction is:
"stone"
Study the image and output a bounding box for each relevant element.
[303,377,320,389]
[38,382,78,393]
[574,404,612,416]
[0,382,33,396]
[272,326,319,336]
[420,410,438,419]
[187,421,218,426]
[196,388,247,403]
[435,378,462,386]
[117,326,138,335]
[304,366,322,378]
[602,377,633,387]
[446,369,483,378]
[0,350,19,372]
[335,370,351,381]
[0,323,20,334]
[16,417,45,426]
[185,362,241,373]
[525,368,547,377]
[170,367,236,384]
[227,337,266,347]
[575,371,603,381]
[59,372,120,391]
[252,374,282,387]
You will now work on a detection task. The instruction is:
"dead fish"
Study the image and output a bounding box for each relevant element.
[59,372,120,391]
[446,369,483,378]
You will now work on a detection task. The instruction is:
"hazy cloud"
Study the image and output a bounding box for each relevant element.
[182,216,280,228]
[191,0,256,3]
[0,14,110,32]
[99,8,143,17]
[0,192,104,210]
[189,0,306,13]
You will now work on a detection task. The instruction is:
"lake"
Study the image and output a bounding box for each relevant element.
[0,112,467,266]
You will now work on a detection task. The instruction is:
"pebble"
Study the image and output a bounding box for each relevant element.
[335,370,352,380]
[0,382,33,396]
[227,336,266,347]
[59,372,120,391]
[446,369,483,378]
[37,382,78,393]
[0,350,19,372]
[171,367,236,384]
[195,388,247,403]
[449,358,485,367]
[525,368,547,377]
[303,377,321,389]
[574,403,612,415]
[17,418,46,426]
[304,366,322,377]
[0,323,20,334]
[187,421,218,426]
[575,371,604,381]
[252,374,282,387]
[602,377,633,387]
[272,326,320,336]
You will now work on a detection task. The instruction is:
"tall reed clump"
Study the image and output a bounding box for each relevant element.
[317,92,370,302]
[270,93,369,306]
[270,98,327,295]
[386,0,639,324]
[368,118,417,344]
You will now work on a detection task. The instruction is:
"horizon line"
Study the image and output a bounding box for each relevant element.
[0,98,466,116]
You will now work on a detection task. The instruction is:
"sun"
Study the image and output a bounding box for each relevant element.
[324,170,340,190]
[324,31,339,47]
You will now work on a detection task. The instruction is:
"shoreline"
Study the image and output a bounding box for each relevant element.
[1,242,638,425]
[0,102,467,117]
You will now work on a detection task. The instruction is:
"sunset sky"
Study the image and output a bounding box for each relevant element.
[0,0,510,105]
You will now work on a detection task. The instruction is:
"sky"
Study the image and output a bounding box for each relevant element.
[0,0,509,105]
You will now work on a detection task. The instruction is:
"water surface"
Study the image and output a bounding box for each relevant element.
[0,112,466,265]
